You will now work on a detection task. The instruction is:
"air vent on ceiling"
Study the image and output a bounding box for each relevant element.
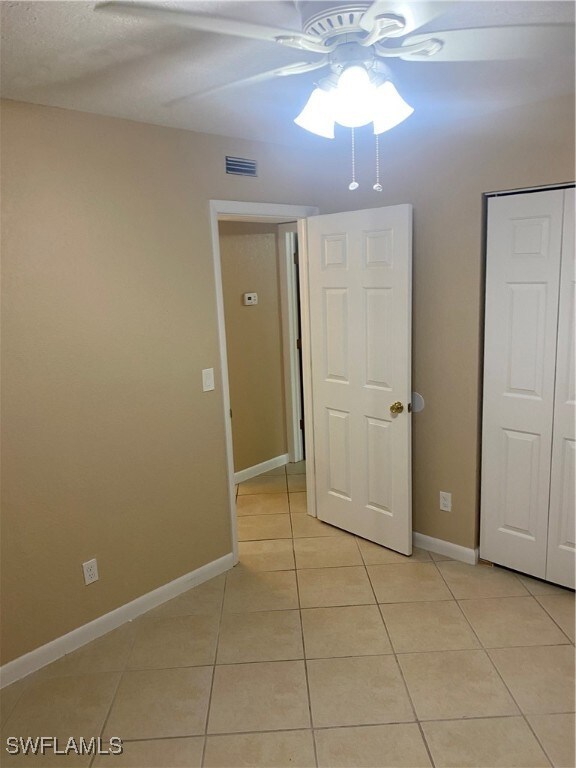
[225,156,257,177]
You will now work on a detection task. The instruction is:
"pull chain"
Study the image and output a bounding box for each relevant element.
[348,128,359,191]
[373,134,383,192]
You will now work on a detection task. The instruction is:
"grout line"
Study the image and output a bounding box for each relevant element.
[200,564,228,764]
[292,487,319,768]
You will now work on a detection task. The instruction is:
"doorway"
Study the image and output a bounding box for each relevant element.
[209,201,319,564]
[218,220,303,482]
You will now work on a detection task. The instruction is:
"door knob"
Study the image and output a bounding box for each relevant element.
[390,401,404,414]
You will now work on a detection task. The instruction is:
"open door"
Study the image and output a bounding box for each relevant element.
[306,205,413,555]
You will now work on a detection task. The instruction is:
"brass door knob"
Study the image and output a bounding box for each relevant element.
[390,401,404,414]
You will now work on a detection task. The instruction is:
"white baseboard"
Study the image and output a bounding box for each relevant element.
[414,532,478,565]
[234,454,289,484]
[0,552,234,689]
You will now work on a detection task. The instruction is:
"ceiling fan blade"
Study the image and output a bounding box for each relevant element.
[95,1,327,51]
[166,59,329,105]
[397,24,575,62]
[359,1,452,37]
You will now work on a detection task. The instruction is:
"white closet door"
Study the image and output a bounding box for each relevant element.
[546,188,575,588]
[480,190,565,577]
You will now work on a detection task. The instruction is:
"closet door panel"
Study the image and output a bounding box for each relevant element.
[546,188,575,588]
[480,190,564,577]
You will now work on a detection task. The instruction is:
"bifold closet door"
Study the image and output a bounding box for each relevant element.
[546,188,575,588]
[480,190,565,579]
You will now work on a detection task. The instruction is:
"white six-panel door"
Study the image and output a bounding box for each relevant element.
[481,188,575,587]
[546,188,575,587]
[306,205,412,554]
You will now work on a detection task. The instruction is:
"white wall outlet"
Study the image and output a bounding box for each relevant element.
[439,491,452,512]
[202,368,215,392]
[82,558,99,585]
[242,292,258,306]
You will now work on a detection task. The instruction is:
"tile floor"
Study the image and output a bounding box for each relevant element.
[1,461,575,767]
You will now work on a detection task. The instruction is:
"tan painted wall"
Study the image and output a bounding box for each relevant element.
[312,93,575,550]
[0,100,321,664]
[219,222,287,472]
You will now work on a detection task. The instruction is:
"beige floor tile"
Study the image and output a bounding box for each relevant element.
[422,717,551,768]
[259,465,288,477]
[380,601,480,653]
[429,551,453,562]
[527,713,576,768]
[291,513,347,538]
[488,645,575,714]
[127,614,219,669]
[217,610,303,663]
[286,461,306,475]
[302,605,392,658]
[536,593,576,642]
[204,730,315,767]
[236,493,289,516]
[0,677,32,727]
[104,667,212,740]
[298,566,375,608]
[238,513,292,541]
[357,539,431,565]
[238,539,295,571]
[398,649,519,720]
[459,596,571,648]
[35,624,138,680]
[3,672,120,740]
[224,569,299,612]
[144,574,225,619]
[315,723,432,768]
[367,563,453,603]
[207,660,310,733]
[294,536,362,569]
[93,737,204,767]
[437,561,528,598]
[238,476,287,495]
[307,655,414,727]
[288,492,307,514]
[287,474,307,492]
[517,574,570,596]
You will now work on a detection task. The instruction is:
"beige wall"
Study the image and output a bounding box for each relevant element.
[312,93,575,549]
[219,222,287,471]
[1,92,574,664]
[0,100,321,664]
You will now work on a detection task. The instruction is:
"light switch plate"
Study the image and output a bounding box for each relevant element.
[202,368,215,392]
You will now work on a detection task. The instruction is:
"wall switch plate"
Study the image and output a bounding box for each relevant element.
[202,368,215,392]
[82,558,99,585]
[439,491,452,512]
[243,292,258,306]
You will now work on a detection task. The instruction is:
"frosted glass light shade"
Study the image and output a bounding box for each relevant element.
[294,88,335,138]
[332,65,375,128]
[372,81,414,134]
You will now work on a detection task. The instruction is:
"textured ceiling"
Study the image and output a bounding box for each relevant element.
[1,1,574,145]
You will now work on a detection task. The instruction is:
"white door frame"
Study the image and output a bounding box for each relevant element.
[278,223,303,463]
[209,200,318,564]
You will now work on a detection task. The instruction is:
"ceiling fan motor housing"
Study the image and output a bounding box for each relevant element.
[300,3,374,40]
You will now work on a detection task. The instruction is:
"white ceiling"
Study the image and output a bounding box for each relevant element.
[1,1,574,145]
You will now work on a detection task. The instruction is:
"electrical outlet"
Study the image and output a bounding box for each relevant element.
[82,558,99,585]
[439,492,452,512]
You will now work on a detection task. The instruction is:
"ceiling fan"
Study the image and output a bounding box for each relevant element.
[94,1,571,142]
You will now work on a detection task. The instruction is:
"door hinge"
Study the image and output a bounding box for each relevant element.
[229,408,233,418]
[293,251,299,266]
[296,338,302,350]
[299,419,304,430]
